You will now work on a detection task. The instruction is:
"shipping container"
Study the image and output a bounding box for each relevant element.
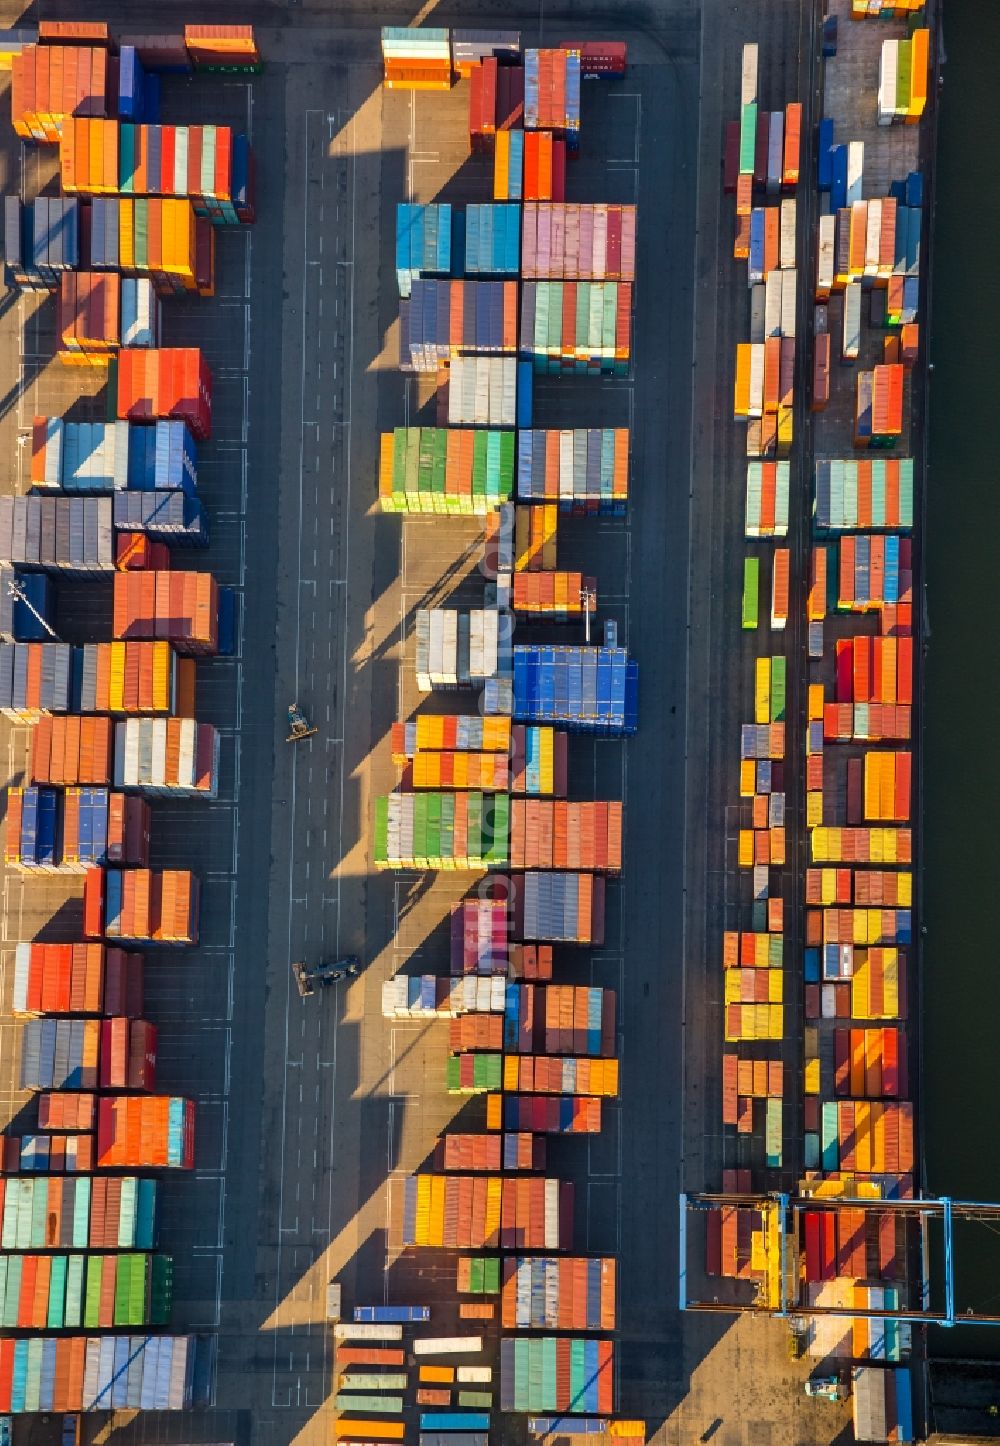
[511,645,638,735]
[374,792,509,869]
[0,496,114,573]
[519,281,631,374]
[396,204,453,297]
[501,1257,615,1330]
[113,571,220,654]
[116,348,212,438]
[524,50,580,141]
[95,1096,195,1169]
[0,1334,195,1413]
[500,1337,613,1414]
[401,1175,572,1249]
[520,204,636,281]
[815,458,914,531]
[413,609,506,690]
[379,428,514,514]
[516,429,629,514]
[93,865,200,944]
[382,27,451,91]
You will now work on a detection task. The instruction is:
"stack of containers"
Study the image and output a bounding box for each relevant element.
[88,197,211,297]
[113,718,220,797]
[0,1334,197,1412]
[520,204,637,280]
[401,1175,573,1249]
[116,348,212,438]
[511,645,639,735]
[508,800,623,870]
[447,357,518,427]
[512,572,596,619]
[30,717,114,785]
[513,872,606,944]
[2,197,80,291]
[503,1096,601,1133]
[5,787,150,870]
[396,204,452,297]
[495,131,567,203]
[379,427,515,514]
[504,1054,618,1096]
[0,1252,171,1330]
[504,983,616,1055]
[500,1338,613,1413]
[11,943,144,1017]
[519,281,632,374]
[381,28,452,90]
[0,640,72,716]
[450,899,509,976]
[87,866,201,946]
[464,204,521,275]
[524,50,581,147]
[31,417,196,493]
[112,571,220,653]
[877,33,929,124]
[10,45,109,141]
[57,272,120,363]
[414,608,504,689]
[453,31,522,75]
[0,1176,158,1250]
[0,640,191,717]
[0,496,115,572]
[372,792,510,869]
[516,429,629,514]
[401,280,518,368]
[815,458,914,531]
[59,121,255,225]
[468,57,525,152]
[183,24,261,71]
[96,1097,195,1170]
[500,1258,615,1330]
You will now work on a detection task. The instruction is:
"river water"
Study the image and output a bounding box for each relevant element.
[924,0,1000,1355]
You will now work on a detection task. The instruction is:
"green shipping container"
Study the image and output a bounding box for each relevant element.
[739,103,757,174]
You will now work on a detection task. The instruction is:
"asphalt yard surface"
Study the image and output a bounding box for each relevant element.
[0,2,850,1443]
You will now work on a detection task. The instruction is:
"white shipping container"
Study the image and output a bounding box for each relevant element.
[780,269,797,338]
[842,283,862,361]
[779,198,796,270]
[412,1336,483,1356]
[457,1366,492,1384]
[775,461,790,534]
[865,199,882,277]
[816,214,835,298]
[334,1323,404,1341]
[748,343,765,419]
[878,40,899,125]
[846,142,864,205]
[741,43,758,106]
[764,272,782,338]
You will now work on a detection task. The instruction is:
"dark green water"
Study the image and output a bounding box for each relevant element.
[925,0,1000,1355]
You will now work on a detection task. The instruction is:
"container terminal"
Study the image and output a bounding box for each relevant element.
[0,3,993,1446]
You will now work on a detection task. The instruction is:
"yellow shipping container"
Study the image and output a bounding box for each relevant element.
[494,130,510,200]
[740,759,756,797]
[806,792,823,829]
[734,343,752,418]
[777,405,793,453]
[420,1366,455,1384]
[767,1005,783,1039]
[768,970,783,1003]
[108,642,126,712]
[485,1177,502,1246]
[808,682,824,721]
[485,1094,502,1130]
[152,642,172,713]
[804,1056,820,1094]
[738,830,754,868]
[754,657,770,724]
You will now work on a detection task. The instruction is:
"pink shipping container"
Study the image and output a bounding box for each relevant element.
[521,204,636,280]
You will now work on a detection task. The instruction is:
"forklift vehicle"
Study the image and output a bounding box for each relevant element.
[286,702,318,742]
[804,1375,849,1402]
[291,958,360,997]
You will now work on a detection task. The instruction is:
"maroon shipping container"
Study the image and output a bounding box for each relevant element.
[754,109,769,187]
[102,948,145,1017]
[98,1017,157,1091]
